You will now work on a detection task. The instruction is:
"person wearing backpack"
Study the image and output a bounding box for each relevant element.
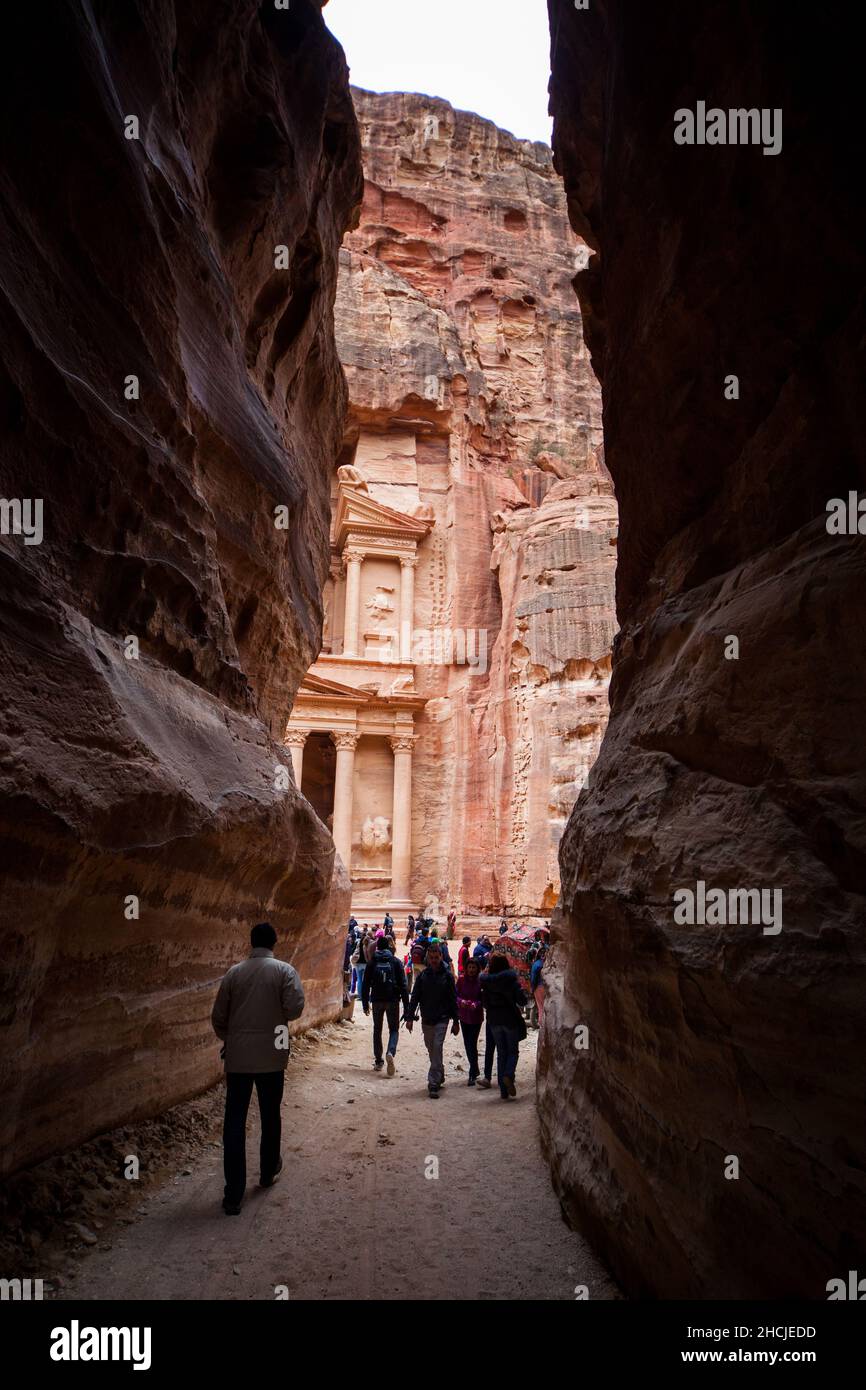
[351,927,369,998]
[404,943,459,1099]
[410,923,430,986]
[362,935,410,1076]
[479,952,527,1101]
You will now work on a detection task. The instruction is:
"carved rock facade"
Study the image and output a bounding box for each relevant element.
[297,88,617,917]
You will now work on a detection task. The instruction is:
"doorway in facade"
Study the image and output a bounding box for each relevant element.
[300,733,336,832]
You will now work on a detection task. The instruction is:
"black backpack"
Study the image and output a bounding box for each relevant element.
[372,954,398,1000]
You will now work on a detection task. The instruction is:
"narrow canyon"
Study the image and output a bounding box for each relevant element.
[0,0,862,1307]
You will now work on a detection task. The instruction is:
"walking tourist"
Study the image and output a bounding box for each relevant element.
[362,935,410,1076]
[476,952,496,1089]
[409,934,427,988]
[456,957,484,1085]
[531,944,547,1025]
[404,943,459,1099]
[211,922,305,1215]
[352,927,370,997]
[457,935,472,976]
[430,929,454,973]
[343,924,355,975]
[480,953,527,1101]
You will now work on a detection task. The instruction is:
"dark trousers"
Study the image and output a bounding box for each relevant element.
[460,1021,481,1078]
[372,1000,400,1061]
[223,1070,284,1205]
[490,1024,521,1096]
[483,1022,495,1080]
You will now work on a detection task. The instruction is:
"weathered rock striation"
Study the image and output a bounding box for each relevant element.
[333,89,616,915]
[0,0,362,1176]
[539,0,866,1296]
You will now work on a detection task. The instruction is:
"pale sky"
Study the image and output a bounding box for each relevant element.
[324,0,554,146]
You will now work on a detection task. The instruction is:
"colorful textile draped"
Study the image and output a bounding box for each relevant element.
[494,925,537,996]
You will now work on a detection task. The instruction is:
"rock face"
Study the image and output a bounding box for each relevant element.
[0,0,362,1176]
[539,0,866,1296]
[334,89,616,914]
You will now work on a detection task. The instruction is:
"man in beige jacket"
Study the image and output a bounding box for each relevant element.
[211,922,305,1215]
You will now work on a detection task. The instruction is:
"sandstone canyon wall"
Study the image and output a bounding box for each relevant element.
[539,0,866,1296]
[0,0,362,1176]
[334,89,617,915]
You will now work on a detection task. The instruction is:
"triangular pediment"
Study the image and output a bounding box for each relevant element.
[334,485,434,549]
[297,671,374,701]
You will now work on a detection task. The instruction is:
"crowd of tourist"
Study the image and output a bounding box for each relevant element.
[342,912,550,1101]
[211,911,550,1213]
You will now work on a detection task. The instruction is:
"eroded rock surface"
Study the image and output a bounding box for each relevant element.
[539,0,866,1297]
[0,0,361,1175]
[334,90,616,914]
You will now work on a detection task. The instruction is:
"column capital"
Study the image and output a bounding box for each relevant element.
[390,734,417,754]
[285,729,309,748]
[343,545,366,565]
[399,553,419,569]
[331,731,360,751]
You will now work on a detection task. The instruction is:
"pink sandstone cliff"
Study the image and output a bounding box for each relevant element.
[334,89,617,915]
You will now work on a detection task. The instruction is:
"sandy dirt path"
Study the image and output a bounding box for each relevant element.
[66,1013,617,1301]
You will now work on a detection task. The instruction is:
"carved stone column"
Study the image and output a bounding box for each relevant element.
[342,547,364,657]
[389,733,416,906]
[399,554,418,662]
[285,729,308,786]
[331,731,359,871]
